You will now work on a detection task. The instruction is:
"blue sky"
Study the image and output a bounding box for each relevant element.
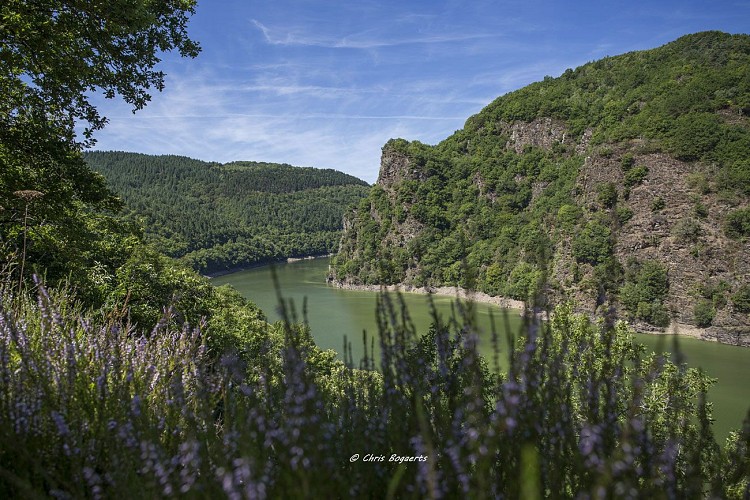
[89,0,750,183]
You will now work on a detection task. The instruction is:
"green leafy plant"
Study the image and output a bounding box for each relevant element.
[597,182,618,208]
[673,217,703,242]
[624,165,649,187]
[572,221,613,265]
[732,284,750,313]
[619,260,671,327]
[724,208,750,239]
[651,196,666,212]
[694,201,709,218]
[616,206,634,225]
[621,153,635,171]
[687,172,712,194]
[694,299,717,327]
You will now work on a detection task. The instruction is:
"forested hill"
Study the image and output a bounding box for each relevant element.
[331,31,750,346]
[85,151,370,274]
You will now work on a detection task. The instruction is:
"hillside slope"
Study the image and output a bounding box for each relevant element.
[331,31,750,345]
[85,151,370,274]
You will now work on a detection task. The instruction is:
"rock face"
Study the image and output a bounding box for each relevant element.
[505,117,571,153]
[555,143,750,345]
[333,32,750,346]
[337,126,750,346]
[376,144,424,191]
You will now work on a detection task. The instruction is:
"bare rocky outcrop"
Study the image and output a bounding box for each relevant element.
[494,117,593,155]
[377,144,424,191]
[338,121,750,346]
[504,117,570,153]
[565,145,750,345]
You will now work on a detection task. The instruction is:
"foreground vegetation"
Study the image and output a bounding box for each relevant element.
[0,276,748,498]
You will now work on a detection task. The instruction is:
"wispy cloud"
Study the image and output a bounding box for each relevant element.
[88,0,750,184]
[251,20,498,49]
[121,112,465,121]
[93,110,453,183]
[89,68,470,183]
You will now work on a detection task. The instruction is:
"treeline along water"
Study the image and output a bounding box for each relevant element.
[213,257,750,441]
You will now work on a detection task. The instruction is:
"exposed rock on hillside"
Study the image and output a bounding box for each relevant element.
[505,117,571,153]
[331,32,750,346]
[377,143,424,190]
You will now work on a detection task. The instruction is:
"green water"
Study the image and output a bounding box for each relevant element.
[213,258,524,364]
[213,257,750,441]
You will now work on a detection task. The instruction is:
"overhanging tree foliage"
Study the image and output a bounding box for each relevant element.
[1,0,200,139]
[0,0,200,289]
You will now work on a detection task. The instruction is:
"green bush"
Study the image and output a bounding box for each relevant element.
[616,206,634,225]
[686,172,711,194]
[651,196,666,212]
[557,204,581,228]
[638,261,670,300]
[624,165,649,187]
[505,261,543,302]
[620,153,635,171]
[637,301,671,327]
[597,182,618,208]
[572,221,612,265]
[668,112,722,161]
[619,260,671,327]
[694,299,716,327]
[724,208,750,239]
[732,284,750,313]
[694,201,709,218]
[673,217,702,242]
[482,262,504,296]
[697,280,729,309]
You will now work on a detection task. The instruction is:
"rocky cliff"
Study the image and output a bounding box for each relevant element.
[331,32,750,346]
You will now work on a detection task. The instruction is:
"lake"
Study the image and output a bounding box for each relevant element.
[213,257,750,441]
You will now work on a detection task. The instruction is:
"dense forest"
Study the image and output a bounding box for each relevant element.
[84,151,370,274]
[331,31,750,346]
[1,2,749,495]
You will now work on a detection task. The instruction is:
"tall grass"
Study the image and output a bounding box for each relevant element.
[0,277,747,498]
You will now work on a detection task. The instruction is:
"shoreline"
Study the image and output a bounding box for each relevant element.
[209,261,744,346]
[286,253,333,263]
[328,281,526,312]
[204,253,332,278]
[328,281,715,342]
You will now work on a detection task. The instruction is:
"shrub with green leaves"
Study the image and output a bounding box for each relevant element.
[724,208,750,239]
[732,284,750,313]
[651,196,666,212]
[668,113,723,161]
[621,153,635,171]
[597,182,618,208]
[616,206,634,225]
[694,299,717,327]
[694,201,709,218]
[673,217,702,242]
[697,280,729,310]
[619,260,671,327]
[572,220,613,265]
[557,204,581,228]
[687,173,711,194]
[504,261,543,302]
[624,165,649,187]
